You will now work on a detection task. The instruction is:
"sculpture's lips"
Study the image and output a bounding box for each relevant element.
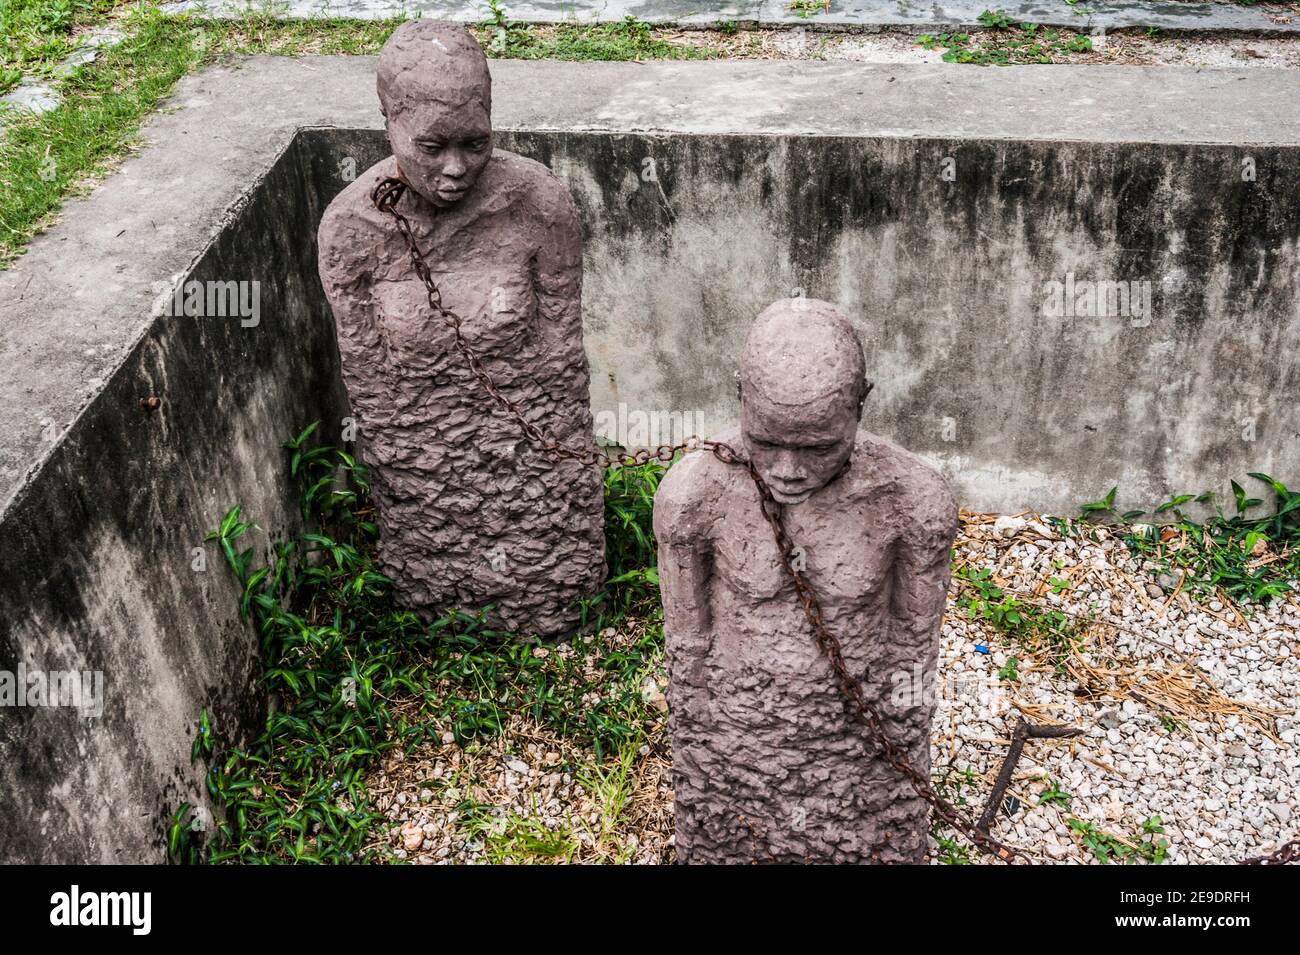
[768,480,813,503]
[436,185,469,201]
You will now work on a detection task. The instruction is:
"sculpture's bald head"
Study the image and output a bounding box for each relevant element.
[378,21,493,208]
[740,299,870,505]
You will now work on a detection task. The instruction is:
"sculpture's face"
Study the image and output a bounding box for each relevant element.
[742,393,858,506]
[387,101,492,208]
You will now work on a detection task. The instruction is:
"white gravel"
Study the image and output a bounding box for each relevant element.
[933,513,1298,864]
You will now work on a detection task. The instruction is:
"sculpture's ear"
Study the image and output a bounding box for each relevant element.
[853,378,872,419]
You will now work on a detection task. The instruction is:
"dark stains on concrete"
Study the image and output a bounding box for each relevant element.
[0,132,349,863]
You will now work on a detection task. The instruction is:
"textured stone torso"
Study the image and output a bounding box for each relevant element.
[655,430,955,863]
[318,152,605,638]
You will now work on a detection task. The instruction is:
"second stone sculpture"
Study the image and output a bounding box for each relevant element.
[654,298,958,863]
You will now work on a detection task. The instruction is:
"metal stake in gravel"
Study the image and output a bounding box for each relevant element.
[976,719,1084,836]
[371,174,1297,866]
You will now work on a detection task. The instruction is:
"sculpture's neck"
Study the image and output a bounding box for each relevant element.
[814,453,855,501]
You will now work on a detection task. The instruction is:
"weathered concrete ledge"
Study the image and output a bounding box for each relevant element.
[158,0,1300,37]
[1,56,1297,862]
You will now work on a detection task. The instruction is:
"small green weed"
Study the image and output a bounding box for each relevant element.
[919,12,1093,64]
[956,566,1081,669]
[1079,474,1300,604]
[1068,815,1169,864]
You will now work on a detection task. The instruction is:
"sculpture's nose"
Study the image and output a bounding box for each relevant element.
[442,148,468,179]
[770,449,806,481]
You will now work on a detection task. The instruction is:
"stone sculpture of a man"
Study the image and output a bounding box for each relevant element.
[653,299,957,863]
[317,21,604,638]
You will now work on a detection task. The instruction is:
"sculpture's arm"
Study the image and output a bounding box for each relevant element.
[532,184,583,328]
[317,203,388,428]
[892,474,959,654]
[527,181,591,441]
[884,472,957,752]
[653,458,716,723]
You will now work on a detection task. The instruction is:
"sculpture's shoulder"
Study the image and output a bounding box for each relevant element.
[317,156,399,272]
[652,442,734,547]
[482,149,579,226]
[852,431,958,536]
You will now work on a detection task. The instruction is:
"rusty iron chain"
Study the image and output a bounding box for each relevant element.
[1243,838,1300,865]
[372,177,694,471]
[371,175,1294,866]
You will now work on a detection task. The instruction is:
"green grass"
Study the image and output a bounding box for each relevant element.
[169,423,669,864]
[918,10,1093,64]
[200,14,400,57]
[479,5,714,61]
[458,801,581,863]
[452,731,644,864]
[0,6,200,264]
[0,0,120,94]
[0,7,714,266]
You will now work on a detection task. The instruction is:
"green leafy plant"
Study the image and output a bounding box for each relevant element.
[789,0,827,20]
[1112,474,1300,604]
[165,802,205,865]
[930,765,978,864]
[997,655,1020,682]
[483,0,512,53]
[1071,492,1145,524]
[956,566,1080,668]
[1079,485,1118,520]
[1037,780,1072,809]
[172,425,672,862]
[1153,491,1212,522]
[919,15,1092,65]
[597,459,666,609]
[1067,815,1168,864]
[191,709,214,763]
[978,9,1015,28]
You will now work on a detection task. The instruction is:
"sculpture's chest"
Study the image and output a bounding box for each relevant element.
[711,501,895,610]
[372,261,536,358]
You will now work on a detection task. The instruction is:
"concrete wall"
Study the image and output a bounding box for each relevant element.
[0,136,350,863]
[323,128,1300,516]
